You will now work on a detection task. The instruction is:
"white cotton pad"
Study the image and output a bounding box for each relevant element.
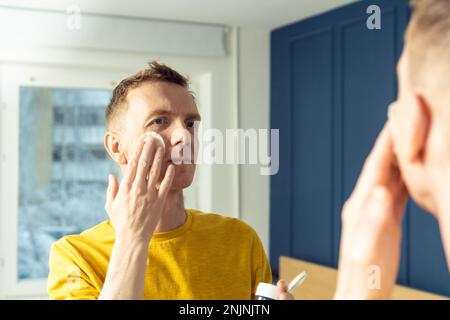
[142,131,165,150]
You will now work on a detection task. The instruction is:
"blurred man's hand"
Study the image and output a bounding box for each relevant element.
[335,123,409,299]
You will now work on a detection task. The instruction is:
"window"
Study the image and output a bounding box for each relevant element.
[18,87,116,280]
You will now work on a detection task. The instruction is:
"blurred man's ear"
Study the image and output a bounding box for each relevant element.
[405,94,431,163]
[104,131,127,165]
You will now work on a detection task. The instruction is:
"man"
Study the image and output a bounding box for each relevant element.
[335,0,450,299]
[47,62,292,300]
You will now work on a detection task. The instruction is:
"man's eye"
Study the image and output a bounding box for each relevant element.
[150,118,167,126]
[186,120,195,128]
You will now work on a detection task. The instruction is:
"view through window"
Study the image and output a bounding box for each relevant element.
[18,87,116,280]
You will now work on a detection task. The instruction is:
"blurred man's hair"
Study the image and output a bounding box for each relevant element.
[407,0,450,87]
[106,61,191,129]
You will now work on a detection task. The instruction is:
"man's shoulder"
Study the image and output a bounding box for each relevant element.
[51,220,113,253]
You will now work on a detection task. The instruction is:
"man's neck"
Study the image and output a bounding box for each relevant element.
[154,191,186,233]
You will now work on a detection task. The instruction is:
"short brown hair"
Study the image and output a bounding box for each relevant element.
[105,61,190,128]
[406,0,450,85]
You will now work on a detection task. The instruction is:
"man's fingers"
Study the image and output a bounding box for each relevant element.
[277,280,288,291]
[148,146,165,190]
[276,280,294,300]
[369,185,407,225]
[279,292,294,300]
[121,139,146,190]
[134,138,157,190]
[367,122,395,170]
[352,123,396,194]
[105,174,119,212]
[158,164,176,200]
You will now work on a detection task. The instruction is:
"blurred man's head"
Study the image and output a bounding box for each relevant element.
[391,0,450,216]
[104,61,200,191]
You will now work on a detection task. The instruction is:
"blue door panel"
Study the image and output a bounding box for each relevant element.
[409,204,450,295]
[291,29,334,266]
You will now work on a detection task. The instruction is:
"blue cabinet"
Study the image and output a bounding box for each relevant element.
[270,0,450,296]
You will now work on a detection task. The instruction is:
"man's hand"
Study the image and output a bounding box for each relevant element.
[277,280,294,300]
[334,123,409,299]
[105,135,175,243]
[99,135,175,300]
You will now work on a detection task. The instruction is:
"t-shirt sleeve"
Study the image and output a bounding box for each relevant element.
[47,240,99,300]
[250,231,272,296]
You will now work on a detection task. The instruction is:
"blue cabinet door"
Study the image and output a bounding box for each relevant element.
[270,0,450,296]
[290,28,334,267]
[409,203,450,295]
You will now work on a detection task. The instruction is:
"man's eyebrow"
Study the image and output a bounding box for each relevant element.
[143,110,202,127]
[146,109,173,118]
[186,113,202,121]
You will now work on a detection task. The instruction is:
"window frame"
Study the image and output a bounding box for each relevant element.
[0,64,131,298]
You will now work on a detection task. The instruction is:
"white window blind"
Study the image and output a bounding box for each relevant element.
[0,6,227,57]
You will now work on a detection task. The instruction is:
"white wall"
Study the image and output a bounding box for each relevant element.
[237,28,271,255]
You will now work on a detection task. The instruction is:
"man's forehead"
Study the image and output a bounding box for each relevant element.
[125,82,199,117]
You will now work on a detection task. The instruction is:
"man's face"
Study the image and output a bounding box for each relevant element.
[120,81,200,191]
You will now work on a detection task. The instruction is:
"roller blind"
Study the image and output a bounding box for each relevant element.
[0,6,227,57]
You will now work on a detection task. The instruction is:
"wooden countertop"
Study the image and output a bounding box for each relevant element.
[279,256,448,300]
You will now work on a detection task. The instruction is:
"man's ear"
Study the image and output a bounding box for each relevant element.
[405,93,431,163]
[104,131,127,165]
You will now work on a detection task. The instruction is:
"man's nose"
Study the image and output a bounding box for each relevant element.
[169,124,191,148]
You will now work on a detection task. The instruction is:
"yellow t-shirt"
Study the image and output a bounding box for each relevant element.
[47,209,272,300]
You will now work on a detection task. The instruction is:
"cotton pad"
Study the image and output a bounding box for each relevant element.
[141,131,165,150]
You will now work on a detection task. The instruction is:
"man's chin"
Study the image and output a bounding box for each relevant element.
[170,164,195,190]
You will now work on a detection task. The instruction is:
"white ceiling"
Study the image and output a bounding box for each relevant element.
[0,0,356,29]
